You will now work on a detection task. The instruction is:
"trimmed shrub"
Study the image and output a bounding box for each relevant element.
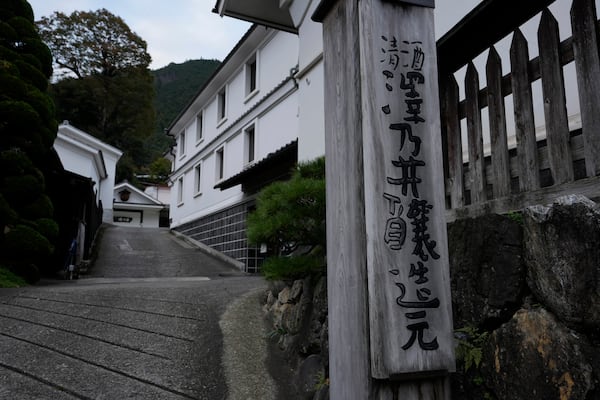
[247,157,326,280]
[1,224,53,279]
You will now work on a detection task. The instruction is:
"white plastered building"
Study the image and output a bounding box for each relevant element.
[53,121,123,224]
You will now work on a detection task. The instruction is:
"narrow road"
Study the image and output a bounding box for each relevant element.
[0,226,274,400]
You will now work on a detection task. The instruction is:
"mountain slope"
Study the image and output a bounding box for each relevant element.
[146,59,221,162]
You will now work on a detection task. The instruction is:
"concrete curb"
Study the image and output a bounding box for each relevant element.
[169,230,246,271]
[220,287,277,400]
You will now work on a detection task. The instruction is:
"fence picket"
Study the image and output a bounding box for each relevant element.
[571,0,600,176]
[465,62,486,204]
[486,46,511,198]
[510,29,540,191]
[538,9,574,184]
[442,74,464,208]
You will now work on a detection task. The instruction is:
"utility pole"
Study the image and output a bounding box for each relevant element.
[313,1,455,398]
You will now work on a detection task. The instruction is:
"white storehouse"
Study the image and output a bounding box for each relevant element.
[113,181,166,228]
[167,4,325,271]
[53,121,123,223]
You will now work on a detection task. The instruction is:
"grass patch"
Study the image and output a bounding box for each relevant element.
[0,267,27,288]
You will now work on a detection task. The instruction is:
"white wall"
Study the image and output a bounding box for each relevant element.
[101,151,120,222]
[169,28,301,228]
[144,185,170,204]
[55,123,122,223]
[54,139,103,191]
[297,61,325,162]
[112,209,161,228]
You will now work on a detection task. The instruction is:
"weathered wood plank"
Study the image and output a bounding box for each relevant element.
[538,9,574,184]
[374,377,451,400]
[450,133,586,196]
[486,46,511,198]
[571,0,600,176]
[465,62,487,203]
[436,0,557,74]
[321,1,372,399]
[446,175,600,222]
[441,74,464,208]
[510,28,540,191]
[457,33,578,119]
[358,1,454,384]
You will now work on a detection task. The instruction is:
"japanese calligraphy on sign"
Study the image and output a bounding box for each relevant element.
[362,3,454,380]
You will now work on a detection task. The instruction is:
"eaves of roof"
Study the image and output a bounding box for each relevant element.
[214,139,298,190]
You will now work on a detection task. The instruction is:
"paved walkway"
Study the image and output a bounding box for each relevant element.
[0,226,286,400]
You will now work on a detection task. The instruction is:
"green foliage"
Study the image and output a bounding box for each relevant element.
[39,9,156,181]
[0,0,34,23]
[0,194,17,226]
[247,157,326,280]
[34,218,59,241]
[261,255,325,281]
[265,326,288,342]
[19,194,53,219]
[0,266,27,287]
[37,9,151,78]
[314,371,330,391]
[149,59,220,162]
[2,174,43,203]
[145,157,172,183]
[506,211,524,225]
[455,326,490,372]
[0,0,58,282]
[1,224,53,281]
[153,59,220,132]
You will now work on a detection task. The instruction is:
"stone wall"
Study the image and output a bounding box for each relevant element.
[263,277,329,400]
[262,195,600,400]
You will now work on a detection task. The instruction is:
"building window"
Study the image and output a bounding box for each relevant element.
[245,54,257,96]
[194,163,202,195]
[196,113,203,143]
[244,125,255,164]
[216,147,224,181]
[218,88,227,122]
[179,131,186,158]
[177,177,184,205]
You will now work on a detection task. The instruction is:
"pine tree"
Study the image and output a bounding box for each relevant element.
[0,0,59,282]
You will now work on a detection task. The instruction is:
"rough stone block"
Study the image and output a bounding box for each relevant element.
[524,195,600,329]
[289,279,304,303]
[448,213,525,329]
[312,276,328,323]
[282,300,309,336]
[483,307,593,400]
[278,286,291,305]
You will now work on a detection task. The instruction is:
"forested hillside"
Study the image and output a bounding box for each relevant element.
[148,59,221,160]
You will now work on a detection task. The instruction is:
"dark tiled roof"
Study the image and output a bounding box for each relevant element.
[214,139,297,190]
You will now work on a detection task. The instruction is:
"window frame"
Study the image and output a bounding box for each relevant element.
[245,53,259,101]
[195,112,204,144]
[177,176,184,206]
[193,162,202,196]
[215,146,225,182]
[178,131,186,159]
[217,87,227,124]
[244,124,256,165]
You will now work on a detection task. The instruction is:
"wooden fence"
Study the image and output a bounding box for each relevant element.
[438,0,600,221]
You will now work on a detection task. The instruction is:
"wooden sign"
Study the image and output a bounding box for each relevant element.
[359,1,454,379]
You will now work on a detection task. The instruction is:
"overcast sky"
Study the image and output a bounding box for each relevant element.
[27,0,251,70]
[27,0,574,72]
